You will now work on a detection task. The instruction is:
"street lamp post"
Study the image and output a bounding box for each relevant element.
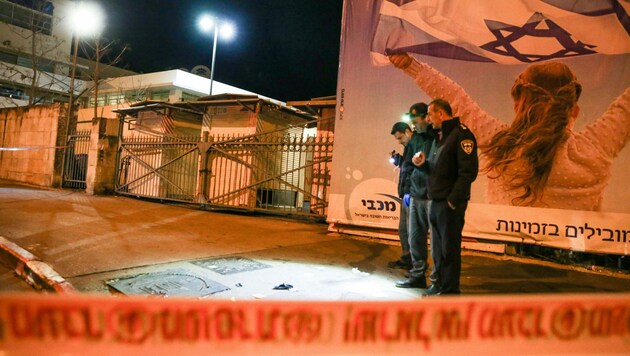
[209,20,219,95]
[198,15,235,96]
[62,2,104,187]
[67,2,105,111]
[67,34,79,128]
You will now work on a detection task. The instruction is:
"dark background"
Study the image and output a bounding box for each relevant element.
[95,0,344,102]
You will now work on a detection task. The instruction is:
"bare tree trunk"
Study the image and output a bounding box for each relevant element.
[29,29,37,106]
[1,0,66,106]
[93,38,100,119]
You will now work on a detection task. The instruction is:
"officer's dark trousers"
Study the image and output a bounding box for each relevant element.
[397,203,411,264]
[429,200,468,294]
[408,197,431,280]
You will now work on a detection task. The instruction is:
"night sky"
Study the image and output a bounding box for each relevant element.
[96,0,344,102]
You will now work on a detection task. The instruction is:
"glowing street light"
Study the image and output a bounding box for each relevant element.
[62,1,105,187]
[67,1,105,113]
[198,14,236,95]
[69,1,105,38]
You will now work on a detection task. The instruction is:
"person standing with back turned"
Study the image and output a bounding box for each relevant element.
[414,99,478,295]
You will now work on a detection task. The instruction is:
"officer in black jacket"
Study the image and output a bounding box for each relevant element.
[414,98,478,295]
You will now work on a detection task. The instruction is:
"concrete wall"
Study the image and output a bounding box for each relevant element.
[85,117,120,195]
[0,104,66,186]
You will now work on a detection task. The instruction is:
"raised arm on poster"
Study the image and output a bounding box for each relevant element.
[388,53,630,212]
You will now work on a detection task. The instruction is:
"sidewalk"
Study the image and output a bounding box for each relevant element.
[1,180,629,299]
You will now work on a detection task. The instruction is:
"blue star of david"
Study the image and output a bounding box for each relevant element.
[480,12,597,63]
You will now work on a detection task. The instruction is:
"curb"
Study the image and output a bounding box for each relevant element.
[0,236,76,293]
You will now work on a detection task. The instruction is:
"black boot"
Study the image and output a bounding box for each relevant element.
[395,277,427,288]
[388,259,412,269]
[424,284,440,295]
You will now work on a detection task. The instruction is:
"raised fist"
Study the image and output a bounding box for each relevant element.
[388,53,412,70]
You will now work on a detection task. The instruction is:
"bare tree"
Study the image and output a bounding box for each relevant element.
[75,37,130,118]
[121,78,150,105]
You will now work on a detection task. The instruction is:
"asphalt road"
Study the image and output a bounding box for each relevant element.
[1,181,629,299]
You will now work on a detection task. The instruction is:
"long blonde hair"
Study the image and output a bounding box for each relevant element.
[482,61,582,205]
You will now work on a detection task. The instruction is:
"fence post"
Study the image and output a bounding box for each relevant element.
[85,117,121,195]
[195,131,211,205]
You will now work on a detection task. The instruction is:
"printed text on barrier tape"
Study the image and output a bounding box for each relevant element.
[0,293,628,355]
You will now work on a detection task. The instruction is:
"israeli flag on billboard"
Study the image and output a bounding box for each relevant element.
[371,0,630,65]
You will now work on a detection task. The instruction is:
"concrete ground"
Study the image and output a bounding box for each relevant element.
[1,180,629,299]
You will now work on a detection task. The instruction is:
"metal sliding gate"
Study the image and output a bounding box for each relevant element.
[115,129,333,218]
[62,130,91,189]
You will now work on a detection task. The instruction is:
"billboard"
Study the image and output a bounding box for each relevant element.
[329,0,630,255]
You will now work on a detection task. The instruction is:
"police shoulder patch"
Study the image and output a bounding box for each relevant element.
[461,139,474,155]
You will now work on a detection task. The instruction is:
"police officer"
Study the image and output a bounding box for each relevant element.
[413,98,478,295]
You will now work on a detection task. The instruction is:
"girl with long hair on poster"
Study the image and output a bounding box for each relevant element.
[389,53,630,211]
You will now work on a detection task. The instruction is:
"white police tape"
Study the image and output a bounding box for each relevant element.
[0,293,628,355]
[0,146,67,151]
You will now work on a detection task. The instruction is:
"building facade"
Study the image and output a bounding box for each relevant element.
[0,0,77,107]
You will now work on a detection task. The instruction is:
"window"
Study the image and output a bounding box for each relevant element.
[150,90,170,102]
[0,0,54,35]
[0,50,18,65]
[107,93,124,106]
[181,92,199,102]
[88,95,106,108]
[0,84,24,99]
[16,55,31,68]
[124,90,146,103]
[8,0,54,15]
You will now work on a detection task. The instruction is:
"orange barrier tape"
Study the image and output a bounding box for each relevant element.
[0,293,628,355]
